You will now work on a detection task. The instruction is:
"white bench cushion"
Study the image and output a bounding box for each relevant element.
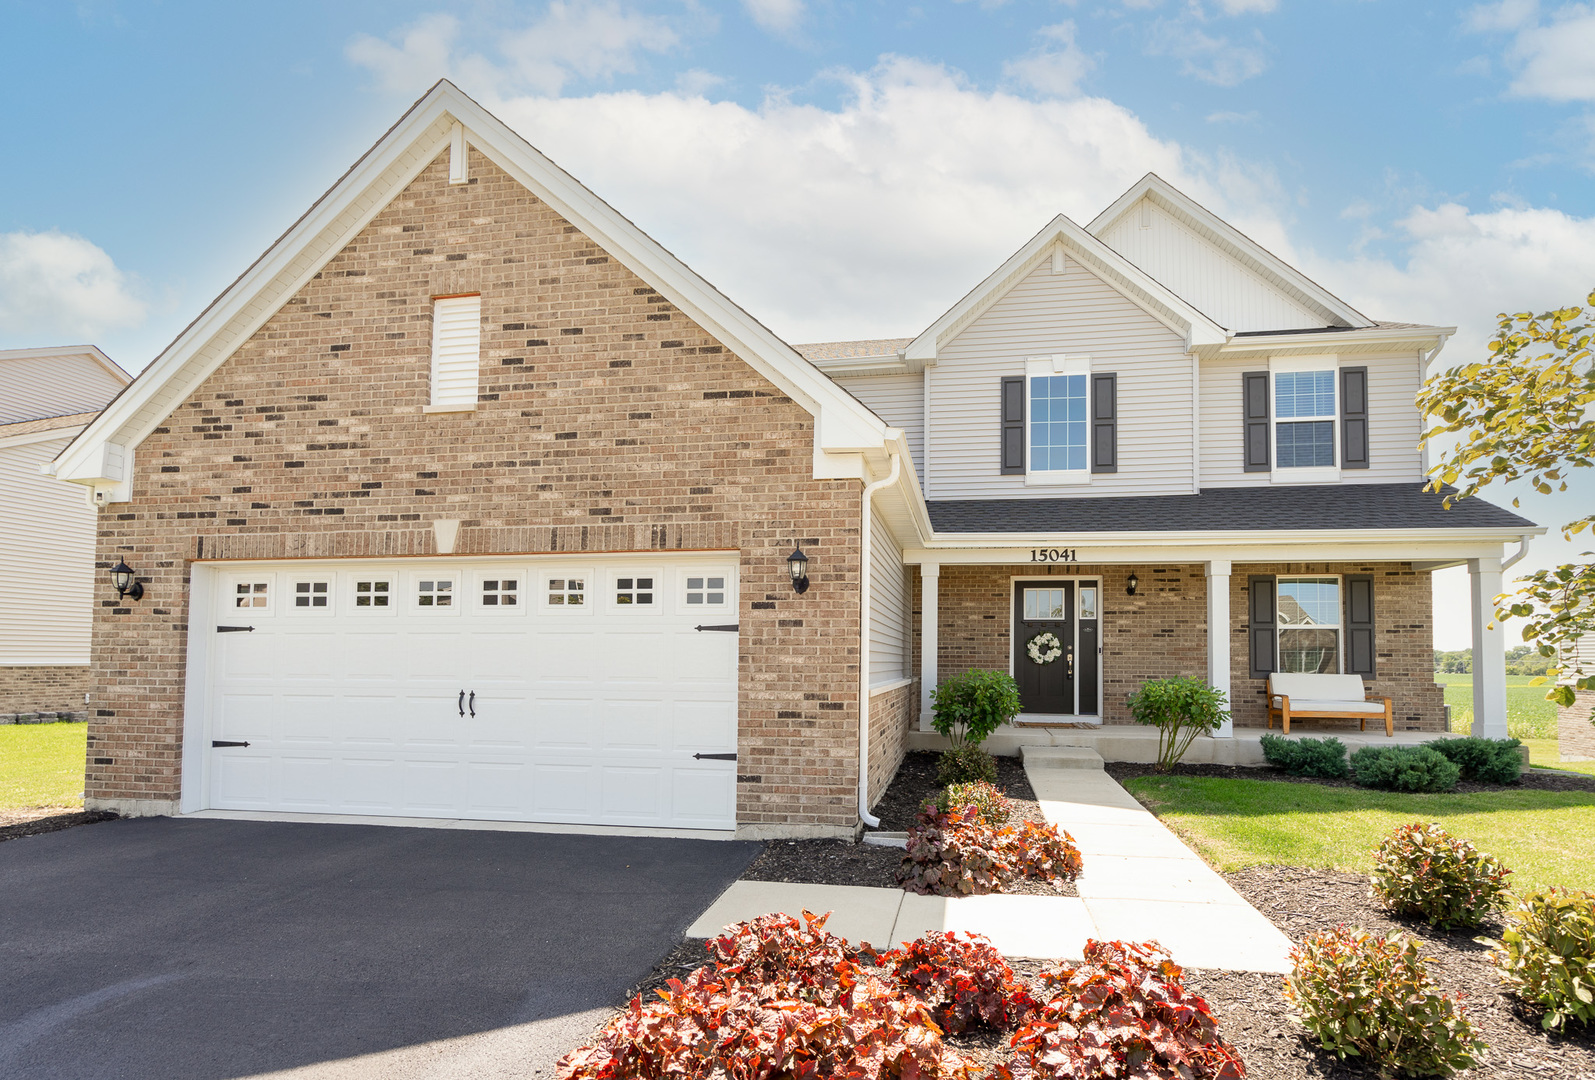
[1268,672,1366,702]
[1271,698,1387,715]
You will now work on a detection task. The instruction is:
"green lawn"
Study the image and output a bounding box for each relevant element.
[1124,774,1595,894]
[1437,672,1558,738]
[0,723,87,811]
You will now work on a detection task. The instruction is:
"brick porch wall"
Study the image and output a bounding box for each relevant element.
[0,665,90,715]
[867,678,917,807]
[1560,691,1595,760]
[86,146,864,832]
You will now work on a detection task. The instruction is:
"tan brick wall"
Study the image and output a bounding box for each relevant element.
[1560,691,1595,760]
[867,678,917,808]
[1229,563,1446,732]
[0,665,90,715]
[87,147,867,831]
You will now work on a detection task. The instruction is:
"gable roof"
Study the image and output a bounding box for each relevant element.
[1087,173,1374,331]
[51,81,891,499]
[901,213,1229,365]
[0,345,128,426]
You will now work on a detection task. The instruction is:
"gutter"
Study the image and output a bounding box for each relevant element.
[858,447,902,830]
[1502,533,1534,571]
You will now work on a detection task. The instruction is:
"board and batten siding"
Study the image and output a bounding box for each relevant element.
[928,257,1195,500]
[0,434,98,665]
[869,507,909,683]
[832,373,924,487]
[1097,199,1326,333]
[1199,352,1426,486]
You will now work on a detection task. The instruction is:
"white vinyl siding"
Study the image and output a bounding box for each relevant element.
[869,508,908,683]
[928,257,1194,499]
[1201,352,1426,487]
[429,295,482,408]
[0,354,127,425]
[0,434,97,665]
[832,373,924,487]
[1097,198,1328,332]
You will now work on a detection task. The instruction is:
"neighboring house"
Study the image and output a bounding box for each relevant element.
[1558,634,1595,761]
[49,82,1538,837]
[1,346,131,715]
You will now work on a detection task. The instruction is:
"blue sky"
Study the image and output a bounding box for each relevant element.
[2,0,1591,646]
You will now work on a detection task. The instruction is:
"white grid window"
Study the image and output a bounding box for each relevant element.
[616,577,654,605]
[1278,577,1341,673]
[293,581,330,608]
[355,580,391,607]
[1274,370,1336,469]
[548,578,585,606]
[482,578,519,606]
[235,582,269,609]
[417,579,454,607]
[1023,588,1066,620]
[429,295,481,409]
[685,576,725,605]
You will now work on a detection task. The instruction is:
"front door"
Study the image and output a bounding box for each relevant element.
[1014,582,1074,714]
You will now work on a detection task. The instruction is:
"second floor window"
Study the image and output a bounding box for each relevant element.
[1030,373,1089,474]
[1275,370,1336,468]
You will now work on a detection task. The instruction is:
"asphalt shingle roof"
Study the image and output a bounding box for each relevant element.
[926,484,1537,533]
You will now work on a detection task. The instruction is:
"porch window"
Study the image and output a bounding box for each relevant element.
[1274,370,1336,468]
[1028,373,1088,475]
[1277,577,1340,673]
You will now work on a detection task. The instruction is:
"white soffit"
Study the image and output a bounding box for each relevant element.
[54,80,888,494]
[1087,174,1374,331]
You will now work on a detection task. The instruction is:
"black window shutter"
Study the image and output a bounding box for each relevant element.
[1000,376,1025,475]
[1243,371,1270,472]
[1345,574,1376,676]
[1248,575,1277,679]
[1091,373,1117,473]
[1340,366,1369,469]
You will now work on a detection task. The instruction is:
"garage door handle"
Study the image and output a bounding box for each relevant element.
[212,740,250,748]
[693,752,737,761]
[217,625,255,633]
[468,691,476,717]
[457,691,465,717]
[694,624,739,632]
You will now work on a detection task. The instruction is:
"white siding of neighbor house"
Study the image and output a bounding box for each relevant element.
[869,507,909,683]
[0,434,99,665]
[0,354,127,425]
[1097,198,1328,333]
[832,373,924,487]
[1200,351,1427,487]
[928,256,1196,500]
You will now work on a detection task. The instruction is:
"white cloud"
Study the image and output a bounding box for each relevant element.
[346,13,461,97]
[1002,21,1095,97]
[1214,0,1278,13]
[1145,19,1269,86]
[742,0,804,34]
[1465,0,1540,32]
[1506,5,1595,101]
[1205,109,1258,124]
[0,230,146,339]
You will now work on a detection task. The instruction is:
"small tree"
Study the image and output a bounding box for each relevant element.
[1125,677,1230,771]
[930,670,1020,749]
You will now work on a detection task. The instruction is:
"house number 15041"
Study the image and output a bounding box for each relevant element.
[1030,548,1079,563]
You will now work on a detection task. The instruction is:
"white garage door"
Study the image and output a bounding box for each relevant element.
[202,556,739,830]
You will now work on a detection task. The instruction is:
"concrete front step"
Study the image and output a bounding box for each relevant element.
[1019,745,1104,770]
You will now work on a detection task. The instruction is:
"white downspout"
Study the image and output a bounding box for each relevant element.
[858,448,902,830]
[1502,533,1533,571]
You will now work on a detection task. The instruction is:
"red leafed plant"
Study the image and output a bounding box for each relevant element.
[1001,939,1246,1080]
[1010,820,1084,884]
[881,931,1038,1034]
[899,805,1082,897]
[704,910,865,1005]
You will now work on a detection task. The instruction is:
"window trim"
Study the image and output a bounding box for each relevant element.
[1275,574,1343,674]
[1268,354,1340,484]
[1023,355,1092,486]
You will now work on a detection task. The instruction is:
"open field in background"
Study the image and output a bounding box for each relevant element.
[1125,774,1595,894]
[1437,672,1559,739]
[0,723,86,811]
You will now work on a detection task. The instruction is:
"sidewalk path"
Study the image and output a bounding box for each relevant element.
[688,749,1293,973]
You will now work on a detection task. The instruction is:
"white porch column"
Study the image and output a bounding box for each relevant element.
[919,563,940,730]
[1469,556,1510,739]
[1206,559,1233,738]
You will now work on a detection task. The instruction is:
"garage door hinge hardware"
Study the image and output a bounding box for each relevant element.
[212,740,250,748]
[694,624,739,632]
[216,625,255,633]
[693,752,737,760]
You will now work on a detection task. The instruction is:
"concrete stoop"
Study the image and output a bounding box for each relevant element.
[1018,745,1104,770]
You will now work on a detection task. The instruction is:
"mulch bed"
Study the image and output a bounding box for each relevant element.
[0,808,117,844]
[1105,759,1595,794]
[740,751,1077,897]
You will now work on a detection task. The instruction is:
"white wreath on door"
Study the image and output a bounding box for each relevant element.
[1026,631,1063,665]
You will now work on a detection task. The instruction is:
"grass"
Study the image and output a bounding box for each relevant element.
[0,723,87,811]
[1437,672,1558,739]
[1124,773,1595,894]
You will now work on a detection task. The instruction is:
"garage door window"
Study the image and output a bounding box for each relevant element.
[354,580,391,608]
[481,578,519,607]
[235,582,270,609]
[685,576,726,606]
[548,578,585,606]
[417,579,454,607]
[292,581,331,610]
[615,577,654,605]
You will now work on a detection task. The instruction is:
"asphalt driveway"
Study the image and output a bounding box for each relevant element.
[0,817,760,1079]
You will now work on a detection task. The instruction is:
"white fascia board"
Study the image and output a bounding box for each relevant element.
[903,218,1227,363]
[906,530,1545,565]
[809,355,910,378]
[1087,174,1375,330]
[1206,325,1458,359]
[912,524,1547,551]
[3,426,85,452]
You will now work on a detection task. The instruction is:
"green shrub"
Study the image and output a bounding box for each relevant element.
[936,744,998,786]
[933,779,1010,825]
[1259,733,1349,778]
[1371,822,1513,929]
[1425,736,1524,785]
[930,668,1020,749]
[1125,677,1231,771]
[1350,745,1461,793]
[1284,925,1483,1076]
[1482,888,1595,1031]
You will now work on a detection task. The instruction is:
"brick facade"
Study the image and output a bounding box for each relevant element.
[0,665,90,715]
[1560,691,1595,760]
[87,147,869,834]
[867,678,917,807]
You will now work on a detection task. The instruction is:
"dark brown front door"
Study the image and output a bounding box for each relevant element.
[1014,582,1074,714]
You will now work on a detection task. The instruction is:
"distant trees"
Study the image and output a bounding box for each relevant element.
[1432,648,1552,677]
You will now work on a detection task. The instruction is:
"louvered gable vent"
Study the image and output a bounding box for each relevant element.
[430,295,482,408]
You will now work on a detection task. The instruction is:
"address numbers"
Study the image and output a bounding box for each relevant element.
[1029,548,1079,563]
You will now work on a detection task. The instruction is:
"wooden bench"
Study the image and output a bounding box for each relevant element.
[1267,673,1393,737]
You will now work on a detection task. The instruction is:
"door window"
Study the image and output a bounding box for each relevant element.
[615,577,654,605]
[1078,586,1098,620]
[416,579,454,607]
[685,576,726,606]
[291,580,331,611]
[354,579,392,608]
[1023,588,1066,620]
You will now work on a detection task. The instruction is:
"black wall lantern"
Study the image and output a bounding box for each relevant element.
[110,560,144,601]
[787,543,810,594]
[1125,572,1139,597]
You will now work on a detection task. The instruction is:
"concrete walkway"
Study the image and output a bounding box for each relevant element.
[689,749,1293,973]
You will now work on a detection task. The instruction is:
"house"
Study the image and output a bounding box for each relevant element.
[1558,635,1595,761]
[48,82,1539,837]
[1,346,130,717]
